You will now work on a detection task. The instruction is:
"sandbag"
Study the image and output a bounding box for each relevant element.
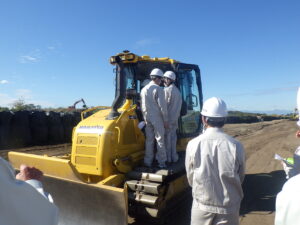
[73,112,81,125]
[10,111,32,148]
[30,111,48,145]
[61,113,75,143]
[0,111,13,149]
[47,111,64,144]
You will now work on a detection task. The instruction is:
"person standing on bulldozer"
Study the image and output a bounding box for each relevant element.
[163,71,182,163]
[140,68,169,168]
[185,97,245,225]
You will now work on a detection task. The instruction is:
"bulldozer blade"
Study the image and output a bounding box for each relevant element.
[8,152,128,225]
[8,151,84,181]
[43,176,128,225]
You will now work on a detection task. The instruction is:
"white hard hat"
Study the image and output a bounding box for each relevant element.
[163,71,176,81]
[201,97,228,117]
[150,68,163,77]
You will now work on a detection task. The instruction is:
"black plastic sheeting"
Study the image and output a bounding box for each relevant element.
[10,111,32,147]
[0,111,13,149]
[227,115,281,124]
[30,111,48,145]
[0,111,81,150]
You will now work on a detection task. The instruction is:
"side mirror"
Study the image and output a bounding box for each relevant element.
[186,94,198,108]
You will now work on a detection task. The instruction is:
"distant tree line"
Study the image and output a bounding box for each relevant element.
[0,98,76,112]
[227,111,290,124]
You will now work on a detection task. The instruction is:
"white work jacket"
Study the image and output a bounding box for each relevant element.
[140,81,168,123]
[185,127,245,214]
[0,157,58,225]
[164,83,182,125]
[275,174,300,225]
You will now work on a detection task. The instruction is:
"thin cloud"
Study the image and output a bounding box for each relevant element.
[19,55,38,63]
[15,89,33,100]
[47,41,62,52]
[31,100,56,108]
[19,49,41,63]
[227,86,298,97]
[134,38,160,49]
[0,90,55,108]
[14,89,56,107]
[0,80,9,84]
[255,86,298,96]
[47,46,55,50]
[0,93,15,106]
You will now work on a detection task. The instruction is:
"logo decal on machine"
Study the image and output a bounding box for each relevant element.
[76,125,104,134]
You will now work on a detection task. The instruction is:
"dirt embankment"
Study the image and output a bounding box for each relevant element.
[225,119,299,174]
[225,120,299,225]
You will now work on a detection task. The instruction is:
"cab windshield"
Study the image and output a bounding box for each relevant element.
[112,64,138,108]
[123,65,136,90]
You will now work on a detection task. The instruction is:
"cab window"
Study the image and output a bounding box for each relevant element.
[178,68,202,136]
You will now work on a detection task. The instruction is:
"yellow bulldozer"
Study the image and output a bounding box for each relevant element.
[8,50,203,225]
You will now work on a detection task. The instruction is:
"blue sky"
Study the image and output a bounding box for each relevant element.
[0,0,299,112]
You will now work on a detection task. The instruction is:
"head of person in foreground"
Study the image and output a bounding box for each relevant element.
[201,97,228,128]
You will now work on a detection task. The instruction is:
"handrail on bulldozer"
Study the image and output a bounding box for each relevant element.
[81,106,111,120]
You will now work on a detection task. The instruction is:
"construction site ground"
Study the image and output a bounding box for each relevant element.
[1,119,298,225]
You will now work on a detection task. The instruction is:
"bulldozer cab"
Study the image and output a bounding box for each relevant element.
[109,51,203,141]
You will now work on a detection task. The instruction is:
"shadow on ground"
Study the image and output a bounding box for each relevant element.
[132,170,286,225]
[130,192,192,225]
[240,170,286,215]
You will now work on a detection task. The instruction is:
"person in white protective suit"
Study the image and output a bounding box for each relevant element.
[0,157,59,225]
[140,68,169,168]
[163,71,182,163]
[275,87,300,225]
[281,87,300,179]
[185,97,245,225]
